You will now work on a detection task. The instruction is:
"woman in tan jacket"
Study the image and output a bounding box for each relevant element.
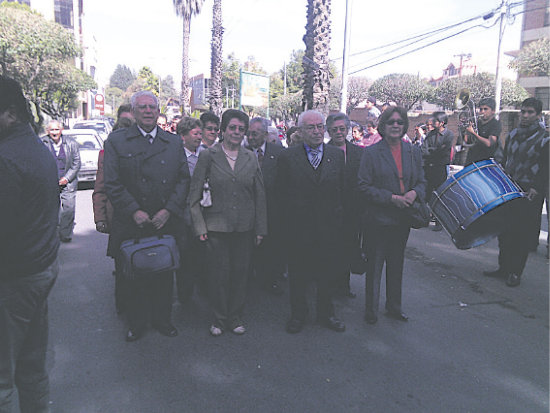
[189,109,267,336]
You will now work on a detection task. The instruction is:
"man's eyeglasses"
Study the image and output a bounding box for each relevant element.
[136,104,157,110]
[304,124,325,132]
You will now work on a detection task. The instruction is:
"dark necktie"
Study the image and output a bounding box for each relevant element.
[145,134,153,144]
[257,147,264,166]
[310,148,321,169]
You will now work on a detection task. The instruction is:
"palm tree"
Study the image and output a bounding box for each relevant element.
[302,0,332,114]
[172,0,205,115]
[208,0,223,117]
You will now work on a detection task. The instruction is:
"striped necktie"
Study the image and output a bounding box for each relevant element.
[145,134,153,144]
[310,147,321,169]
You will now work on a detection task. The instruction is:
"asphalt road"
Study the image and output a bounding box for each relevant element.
[45,189,549,413]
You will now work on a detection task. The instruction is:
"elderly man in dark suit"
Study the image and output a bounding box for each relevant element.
[277,110,346,334]
[247,117,285,295]
[104,91,190,342]
[326,112,364,298]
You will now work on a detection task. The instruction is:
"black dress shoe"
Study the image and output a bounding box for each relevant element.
[385,311,409,322]
[286,318,304,334]
[154,323,178,337]
[505,273,521,287]
[483,268,505,278]
[364,313,378,324]
[321,316,346,332]
[125,329,142,342]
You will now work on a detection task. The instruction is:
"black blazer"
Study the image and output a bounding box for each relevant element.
[358,139,426,227]
[276,143,345,249]
[104,125,190,255]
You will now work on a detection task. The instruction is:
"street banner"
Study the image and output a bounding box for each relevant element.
[240,70,270,108]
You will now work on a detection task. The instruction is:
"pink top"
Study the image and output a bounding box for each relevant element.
[363,133,382,147]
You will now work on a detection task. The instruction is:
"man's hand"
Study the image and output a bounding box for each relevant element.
[133,210,152,227]
[526,188,539,201]
[151,209,170,230]
[466,123,476,135]
[255,235,264,246]
[403,190,417,205]
[95,221,108,233]
[59,177,69,186]
[199,234,208,241]
[391,194,411,209]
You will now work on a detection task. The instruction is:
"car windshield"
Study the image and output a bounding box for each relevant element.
[70,134,101,150]
[74,123,106,133]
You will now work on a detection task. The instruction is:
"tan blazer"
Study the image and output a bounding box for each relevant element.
[189,144,267,237]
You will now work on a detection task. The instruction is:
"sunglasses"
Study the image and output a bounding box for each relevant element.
[387,119,405,126]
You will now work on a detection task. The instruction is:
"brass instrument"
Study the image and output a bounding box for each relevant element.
[455,89,478,137]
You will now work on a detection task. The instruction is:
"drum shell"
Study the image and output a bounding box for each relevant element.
[429,159,525,249]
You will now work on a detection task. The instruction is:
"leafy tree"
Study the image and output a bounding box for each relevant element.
[0,2,96,122]
[271,91,303,122]
[509,38,550,76]
[369,73,433,110]
[137,66,160,95]
[109,64,136,90]
[105,87,125,114]
[346,76,372,114]
[222,52,241,108]
[208,0,223,117]
[160,75,178,104]
[302,0,332,114]
[173,0,206,115]
[430,72,529,109]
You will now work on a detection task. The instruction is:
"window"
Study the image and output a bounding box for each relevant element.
[535,87,550,111]
[54,0,73,29]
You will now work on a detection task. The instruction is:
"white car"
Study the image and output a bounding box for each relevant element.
[63,129,103,182]
[72,120,112,141]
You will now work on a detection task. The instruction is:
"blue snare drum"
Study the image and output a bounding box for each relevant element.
[429,159,525,249]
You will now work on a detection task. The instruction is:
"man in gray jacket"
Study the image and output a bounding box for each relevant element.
[41,120,81,242]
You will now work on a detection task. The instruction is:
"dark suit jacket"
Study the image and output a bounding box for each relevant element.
[276,143,345,251]
[188,144,267,237]
[260,142,284,231]
[358,139,426,227]
[103,125,190,256]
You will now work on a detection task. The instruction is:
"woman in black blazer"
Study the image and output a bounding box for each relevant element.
[358,106,426,324]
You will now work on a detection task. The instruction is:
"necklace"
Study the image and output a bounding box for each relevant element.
[221,145,238,161]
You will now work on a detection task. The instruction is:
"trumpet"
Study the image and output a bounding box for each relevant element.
[455,88,478,135]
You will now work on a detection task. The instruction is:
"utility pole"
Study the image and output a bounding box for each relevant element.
[494,0,508,118]
[340,0,352,114]
[283,62,287,96]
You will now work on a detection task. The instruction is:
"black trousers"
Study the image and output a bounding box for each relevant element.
[204,231,253,329]
[251,233,284,288]
[0,259,58,413]
[176,237,207,302]
[287,242,338,321]
[498,196,544,276]
[364,224,410,316]
[424,164,448,201]
[124,268,174,332]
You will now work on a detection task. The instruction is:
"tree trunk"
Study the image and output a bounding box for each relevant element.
[181,15,191,115]
[209,0,223,117]
[302,0,332,115]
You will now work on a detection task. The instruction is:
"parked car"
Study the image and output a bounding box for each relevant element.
[72,120,112,140]
[62,129,103,183]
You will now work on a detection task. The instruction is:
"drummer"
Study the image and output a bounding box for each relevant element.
[484,97,549,287]
[464,97,501,164]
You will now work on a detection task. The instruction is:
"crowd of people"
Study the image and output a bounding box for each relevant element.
[1,74,548,411]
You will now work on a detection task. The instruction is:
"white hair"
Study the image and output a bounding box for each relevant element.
[297,110,325,127]
[130,90,159,109]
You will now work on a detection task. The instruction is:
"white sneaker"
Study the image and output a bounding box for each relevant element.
[209,325,223,336]
[232,325,246,335]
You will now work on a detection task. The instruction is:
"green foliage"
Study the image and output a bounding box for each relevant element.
[271,91,302,122]
[109,64,136,90]
[137,66,159,95]
[430,72,529,109]
[105,87,125,114]
[509,38,550,76]
[369,73,433,111]
[0,4,96,122]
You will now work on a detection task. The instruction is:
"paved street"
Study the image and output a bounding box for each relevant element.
[46,189,549,413]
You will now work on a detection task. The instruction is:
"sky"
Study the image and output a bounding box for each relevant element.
[84,0,525,89]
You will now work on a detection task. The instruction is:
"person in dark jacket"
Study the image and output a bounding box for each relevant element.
[422,111,453,231]
[326,112,364,297]
[277,110,347,334]
[104,90,190,342]
[0,76,60,413]
[358,106,426,324]
[41,120,81,242]
[484,98,549,287]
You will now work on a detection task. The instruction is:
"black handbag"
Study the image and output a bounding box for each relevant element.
[120,235,180,279]
[407,199,431,229]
